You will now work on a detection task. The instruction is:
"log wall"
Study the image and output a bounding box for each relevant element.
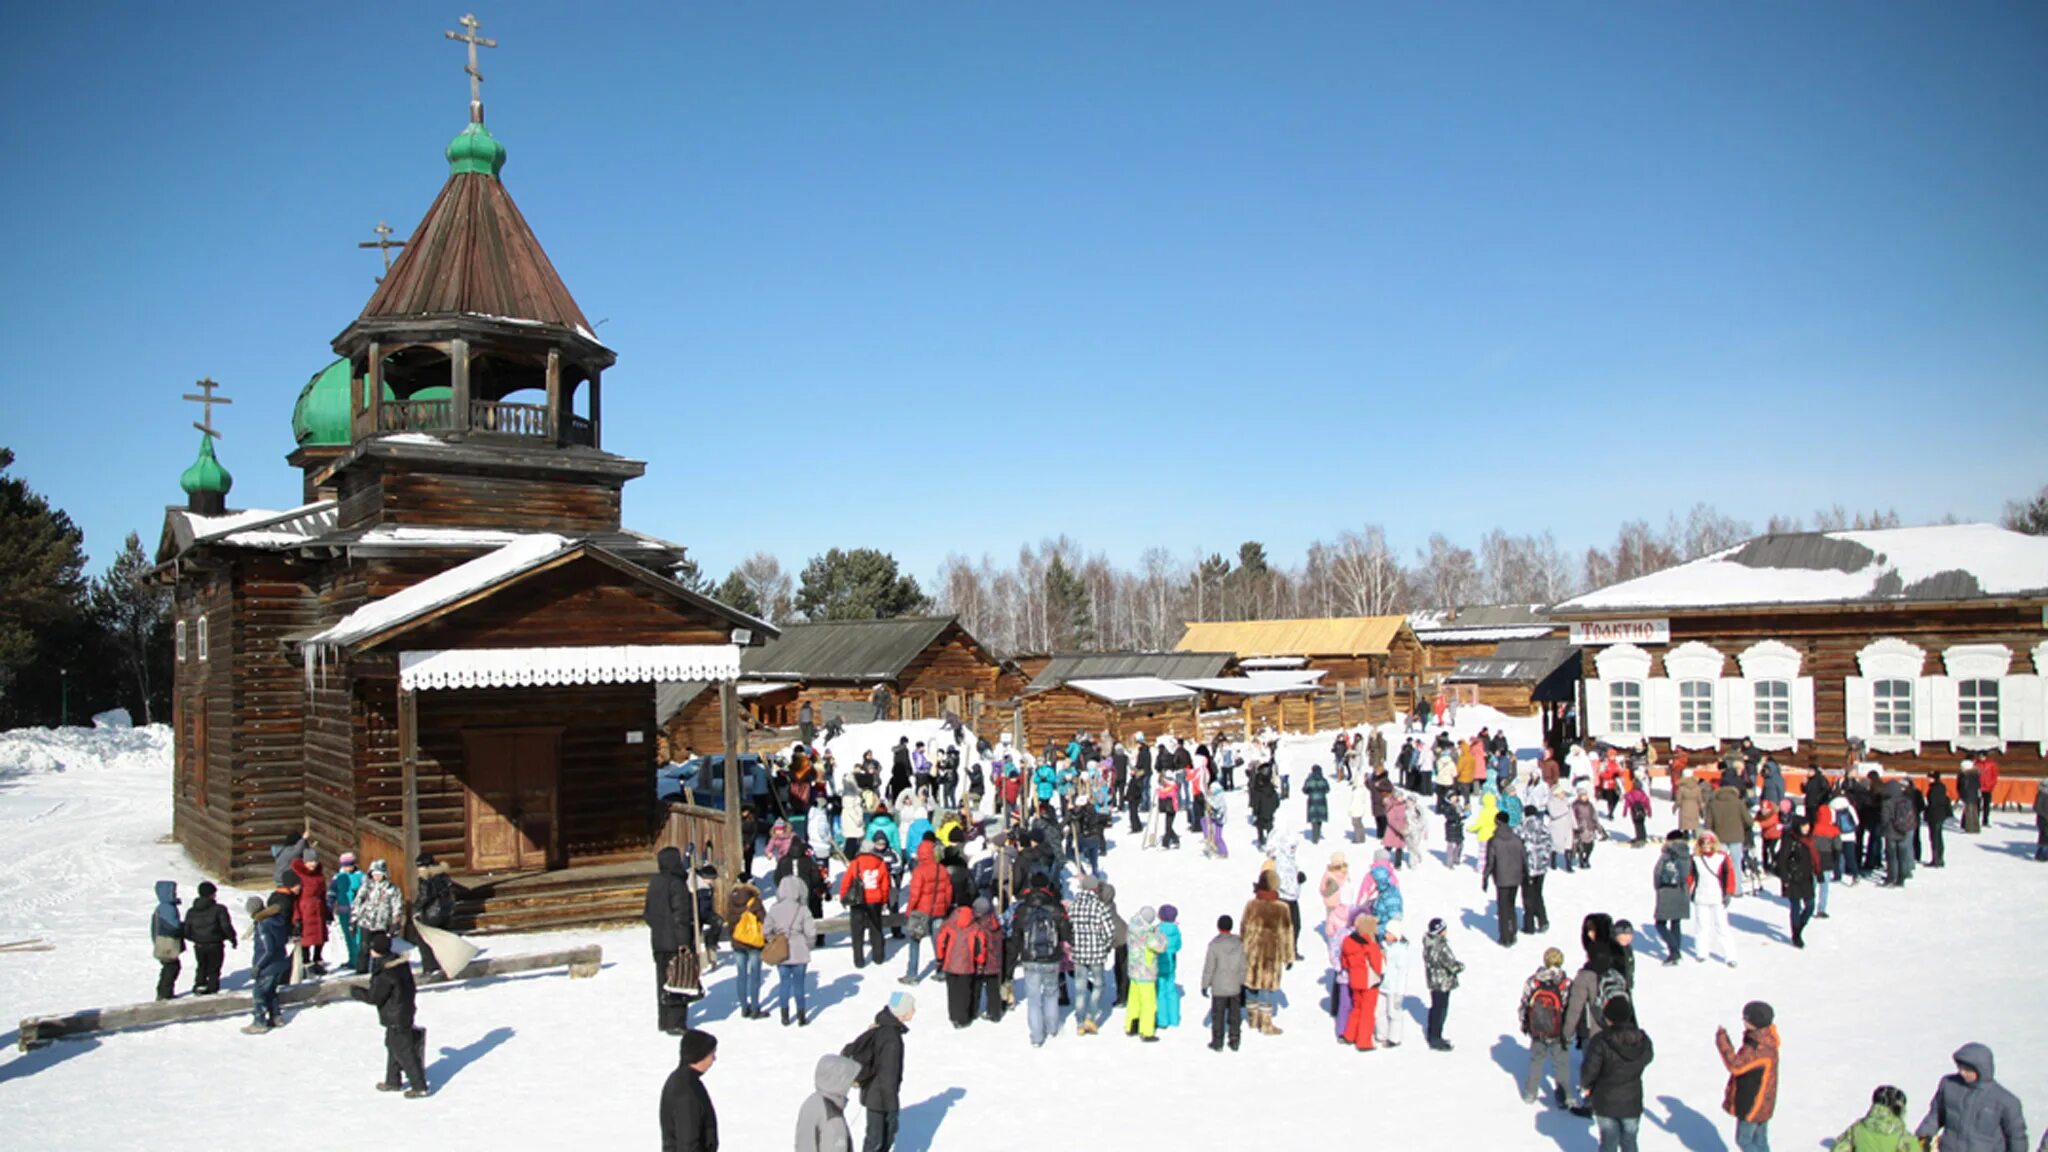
[1020,688,1200,751]
[336,465,623,534]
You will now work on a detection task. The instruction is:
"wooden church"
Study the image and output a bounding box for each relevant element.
[153,22,770,919]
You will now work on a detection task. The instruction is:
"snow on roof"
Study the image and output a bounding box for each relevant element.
[1066,677,1198,705]
[1409,605,1551,636]
[307,533,572,653]
[1556,524,2048,614]
[1238,656,1308,669]
[398,644,739,691]
[186,500,335,544]
[1412,625,1555,643]
[349,525,536,548]
[1175,671,1325,696]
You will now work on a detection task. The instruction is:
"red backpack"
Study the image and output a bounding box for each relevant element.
[1525,975,1567,1040]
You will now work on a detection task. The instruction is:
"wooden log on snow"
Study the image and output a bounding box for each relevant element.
[17,943,603,1050]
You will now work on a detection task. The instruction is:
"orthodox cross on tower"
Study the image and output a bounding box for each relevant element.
[444,13,497,124]
[358,220,407,282]
[182,378,233,439]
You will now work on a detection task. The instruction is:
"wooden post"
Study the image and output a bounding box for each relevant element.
[588,371,602,449]
[718,680,741,907]
[544,348,562,444]
[399,687,421,887]
[1242,698,1252,737]
[366,342,383,435]
[1307,694,1317,733]
[450,338,472,433]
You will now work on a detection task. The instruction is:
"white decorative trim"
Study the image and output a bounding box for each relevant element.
[1593,643,1653,682]
[398,644,741,692]
[1856,637,1928,681]
[1662,641,1726,681]
[1736,639,1802,682]
[1942,643,2012,682]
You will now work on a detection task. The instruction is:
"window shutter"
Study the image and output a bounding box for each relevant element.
[1584,680,1611,740]
[1648,678,1679,740]
[1844,677,1873,743]
[2002,675,2043,751]
[1793,677,1817,744]
[1920,676,1956,745]
[1715,678,1751,743]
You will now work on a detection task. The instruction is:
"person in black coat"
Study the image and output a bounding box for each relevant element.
[843,998,912,1152]
[1126,743,1152,833]
[1924,773,1953,867]
[1483,823,1528,948]
[1773,821,1820,948]
[349,932,428,1096]
[645,846,699,1034]
[181,881,238,995]
[1579,998,1654,1138]
[660,1029,720,1152]
[1801,763,1833,821]
[889,740,914,799]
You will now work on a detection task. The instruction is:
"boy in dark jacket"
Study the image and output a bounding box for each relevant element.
[842,995,912,1152]
[1581,998,1655,1151]
[1916,1042,2028,1152]
[1716,1001,1780,1152]
[243,885,296,1033]
[350,932,429,1097]
[662,1029,720,1152]
[1200,913,1247,1052]
[182,881,238,995]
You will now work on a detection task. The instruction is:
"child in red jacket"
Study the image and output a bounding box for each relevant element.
[1338,913,1384,1051]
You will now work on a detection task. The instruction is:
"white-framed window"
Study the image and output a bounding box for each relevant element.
[1610,681,1643,735]
[1958,679,1999,739]
[1678,680,1714,736]
[1873,678,1913,740]
[175,620,188,663]
[196,616,209,662]
[1754,679,1791,739]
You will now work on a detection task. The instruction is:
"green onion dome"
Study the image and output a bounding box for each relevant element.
[180,435,233,497]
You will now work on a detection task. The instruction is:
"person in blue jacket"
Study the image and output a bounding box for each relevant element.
[244,886,296,1033]
[1154,904,1186,1029]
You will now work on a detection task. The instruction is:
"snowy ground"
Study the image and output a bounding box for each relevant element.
[3,712,2044,1149]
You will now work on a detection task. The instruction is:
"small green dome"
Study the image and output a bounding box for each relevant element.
[180,435,233,496]
[292,359,394,446]
[447,122,506,177]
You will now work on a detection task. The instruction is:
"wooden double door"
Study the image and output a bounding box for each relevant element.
[464,728,561,873]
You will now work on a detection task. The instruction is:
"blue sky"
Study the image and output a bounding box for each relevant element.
[3,3,2043,582]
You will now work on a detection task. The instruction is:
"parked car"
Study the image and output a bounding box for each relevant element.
[657,754,771,810]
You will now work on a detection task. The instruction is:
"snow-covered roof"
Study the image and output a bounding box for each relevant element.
[1556,524,2048,614]
[1238,656,1308,670]
[1066,677,1198,705]
[307,534,573,652]
[1409,605,1552,640]
[1412,625,1555,643]
[181,500,338,550]
[1175,672,1325,696]
[398,644,739,691]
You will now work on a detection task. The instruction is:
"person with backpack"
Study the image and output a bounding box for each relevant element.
[348,931,429,1097]
[1200,913,1247,1052]
[1483,815,1528,948]
[932,902,987,1030]
[1716,1001,1780,1152]
[1122,906,1170,1042]
[150,880,184,1001]
[796,1053,860,1152]
[724,880,768,1019]
[180,880,237,996]
[1833,1085,1921,1152]
[842,993,913,1152]
[1915,1043,2028,1152]
[838,835,894,970]
[1652,831,1691,964]
[1690,832,1739,967]
[1881,778,1918,888]
[1520,948,1576,1107]
[1008,873,1072,1047]
[1774,817,1820,948]
[900,836,952,986]
[1581,998,1655,1152]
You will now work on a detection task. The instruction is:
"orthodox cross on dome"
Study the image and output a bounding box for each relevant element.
[182,377,233,439]
[357,220,407,282]
[444,13,497,124]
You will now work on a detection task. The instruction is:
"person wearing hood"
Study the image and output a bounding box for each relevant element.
[1652,831,1691,965]
[1716,1001,1781,1152]
[1123,906,1169,1041]
[1375,918,1412,1048]
[796,1053,861,1152]
[900,835,952,985]
[1302,764,1330,843]
[932,901,987,1029]
[1581,998,1655,1152]
[843,994,913,1152]
[244,882,296,1033]
[1917,1043,2028,1152]
[1708,784,1755,880]
[1834,1086,1921,1152]
[661,1028,720,1152]
[349,931,429,1097]
[350,860,405,975]
[1153,904,1186,1030]
[1521,813,1554,935]
[1241,873,1293,1036]
[764,874,817,1027]
[726,880,769,1019]
[181,880,237,995]
[1248,769,1280,850]
[1483,817,1528,948]
[1319,853,1352,966]
[291,848,331,976]
[1271,835,1305,961]
[646,846,702,1034]
[150,880,184,1000]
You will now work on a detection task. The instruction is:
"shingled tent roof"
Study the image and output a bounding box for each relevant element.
[1176,616,1413,658]
[1025,651,1232,694]
[742,616,986,683]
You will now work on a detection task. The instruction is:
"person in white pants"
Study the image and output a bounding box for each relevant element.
[1690,833,1740,967]
[1376,919,1413,1046]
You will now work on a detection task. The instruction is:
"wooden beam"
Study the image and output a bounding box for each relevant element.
[366,342,383,437]
[399,687,421,882]
[450,338,472,433]
[588,371,602,449]
[19,944,603,1049]
[545,347,562,445]
[719,680,741,909]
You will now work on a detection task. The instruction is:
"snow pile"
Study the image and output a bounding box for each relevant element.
[0,723,171,780]
[817,718,973,766]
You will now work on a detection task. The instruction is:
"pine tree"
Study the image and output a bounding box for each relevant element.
[715,570,763,617]
[88,532,170,724]
[795,548,930,621]
[0,448,89,707]
[2005,485,2048,535]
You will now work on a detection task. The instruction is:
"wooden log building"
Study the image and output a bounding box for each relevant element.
[1551,524,2048,779]
[1017,652,1229,752]
[1409,604,1559,697]
[153,75,772,929]
[1176,616,1426,715]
